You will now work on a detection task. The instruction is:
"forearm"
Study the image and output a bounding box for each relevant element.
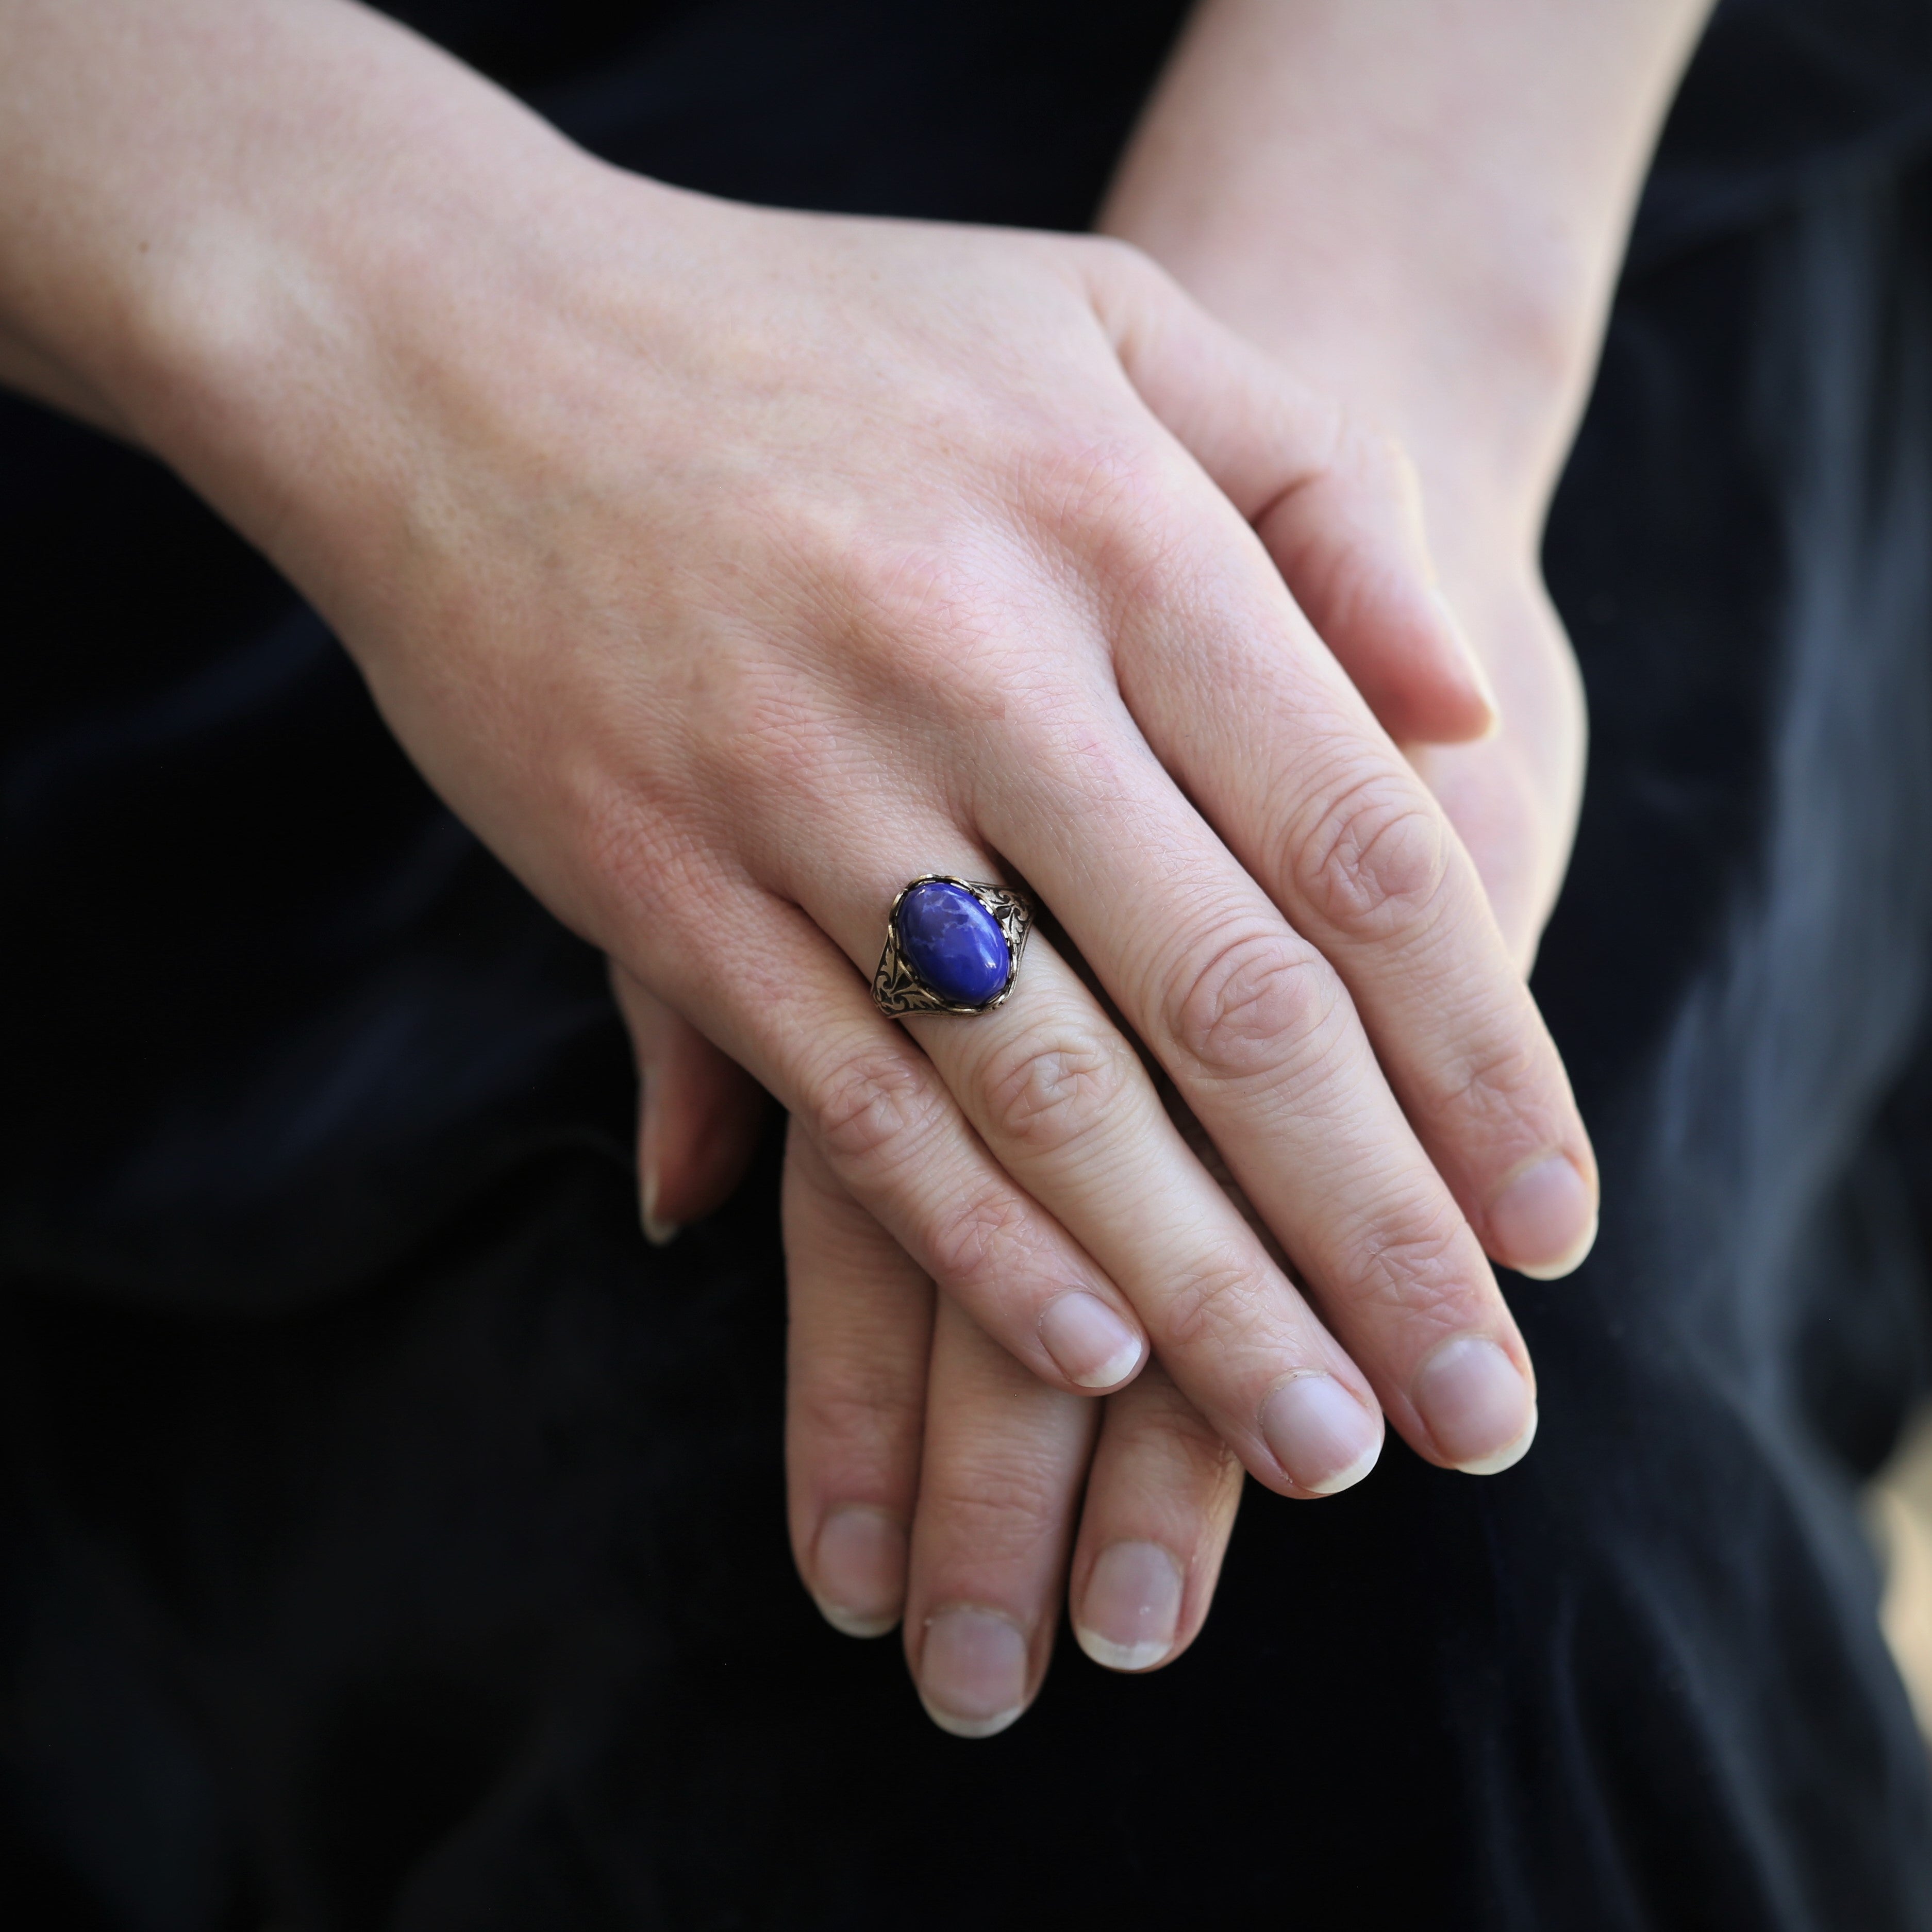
[0,0,609,536]
[1102,0,1713,528]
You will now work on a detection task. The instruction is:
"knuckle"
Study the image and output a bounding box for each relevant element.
[1167,929,1342,1087]
[578,789,727,936]
[1115,1386,1244,1491]
[722,701,839,807]
[1073,233,1185,332]
[977,1020,1140,1162]
[792,1377,925,1465]
[1004,704,1143,823]
[1026,434,1191,596]
[839,536,987,652]
[1441,1034,1555,1141]
[1160,1245,1275,1356]
[1287,772,1452,944]
[1056,229,1170,308]
[577,788,656,909]
[822,535,1028,726]
[922,1185,1040,1302]
[807,1052,946,1176]
[921,1452,1069,1545]
[1333,415,1418,496]
[1077,231,1161,285]
[1345,1200,1474,1318]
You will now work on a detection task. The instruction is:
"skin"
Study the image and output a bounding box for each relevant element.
[633,0,1715,1733]
[0,0,1695,1737]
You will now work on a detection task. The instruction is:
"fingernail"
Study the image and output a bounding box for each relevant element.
[1412,1336,1537,1473]
[640,1158,679,1248]
[918,1607,1028,1739]
[1259,1373,1384,1495]
[1489,1155,1596,1279]
[1433,587,1502,736]
[811,1507,906,1638]
[1038,1292,1142,1389]
[639,1073,679,1246]
[1075,1541,1184,1672]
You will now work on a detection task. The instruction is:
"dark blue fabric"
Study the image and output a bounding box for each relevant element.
[1635,0,1932,268]
[5,4,1932,1927]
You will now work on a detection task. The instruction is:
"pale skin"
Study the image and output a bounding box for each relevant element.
[0,0,1707,1737]
[631,0,1713,1731]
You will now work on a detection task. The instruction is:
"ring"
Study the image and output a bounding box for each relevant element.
[872,875,1034,1018]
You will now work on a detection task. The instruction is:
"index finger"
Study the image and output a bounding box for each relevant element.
[1087,255,1596,1276]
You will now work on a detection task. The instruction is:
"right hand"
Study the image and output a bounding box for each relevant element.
[24,7,1594,1495]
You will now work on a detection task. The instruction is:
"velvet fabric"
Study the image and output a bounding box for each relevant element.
[6,4,1932,1925]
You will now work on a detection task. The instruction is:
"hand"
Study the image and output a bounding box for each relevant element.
[1,0,1593,1611]
[396,174,1600,1476]
[693,554,1571,1732]
[614,979,1245,1730]
[785,1119,1247,1735]
[1092,0,1715,962]
[1390,490,1585,975]
[166,134,1589,1486]
[617,522,1527,1731]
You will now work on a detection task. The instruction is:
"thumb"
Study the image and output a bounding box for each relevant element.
[1092,246,1497,746]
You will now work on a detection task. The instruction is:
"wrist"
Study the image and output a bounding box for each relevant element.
[129,134,612,579]
[1101,192,1601,564]
[0,0,612,560]
[1098,0,1710,545]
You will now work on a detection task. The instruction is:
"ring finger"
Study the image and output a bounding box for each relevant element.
[773,823,1418,1493]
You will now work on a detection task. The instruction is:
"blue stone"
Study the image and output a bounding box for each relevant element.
[898,880,1010,1006]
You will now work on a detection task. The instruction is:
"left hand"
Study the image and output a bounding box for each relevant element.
[611,500,1554,1732]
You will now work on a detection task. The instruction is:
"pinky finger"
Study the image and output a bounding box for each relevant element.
[782,1117,934,1638]
[1070,1361,1248,1674]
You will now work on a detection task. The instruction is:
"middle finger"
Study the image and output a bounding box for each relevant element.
[777,821,1388,1497]
[974,697,1542,1473]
